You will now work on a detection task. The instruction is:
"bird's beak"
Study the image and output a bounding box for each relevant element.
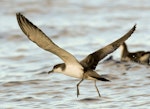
[48,70,53,74]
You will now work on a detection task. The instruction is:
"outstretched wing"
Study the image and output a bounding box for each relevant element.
[80,25,136,70]
[16,13,81,66]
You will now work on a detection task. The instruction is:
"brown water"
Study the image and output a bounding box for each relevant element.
[0,0,150,109]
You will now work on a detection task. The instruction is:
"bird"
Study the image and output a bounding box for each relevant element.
[16,13,136,97]
[121,42,150,65]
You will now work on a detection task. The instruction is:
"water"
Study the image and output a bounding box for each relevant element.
[0,0,150,109]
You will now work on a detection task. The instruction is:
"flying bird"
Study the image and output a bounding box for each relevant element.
[121,42,150,65]
[16,13,136,97]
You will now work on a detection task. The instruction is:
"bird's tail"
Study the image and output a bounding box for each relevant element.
[97,77,110,81]
[87,71,111,82]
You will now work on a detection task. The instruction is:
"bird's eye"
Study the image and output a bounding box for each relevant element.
[132,55,135,58]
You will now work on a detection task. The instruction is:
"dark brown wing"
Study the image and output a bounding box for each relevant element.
[16,13,81,66]
[80,25,136,70]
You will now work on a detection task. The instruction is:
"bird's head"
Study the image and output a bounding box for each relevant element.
[48,63,65,74]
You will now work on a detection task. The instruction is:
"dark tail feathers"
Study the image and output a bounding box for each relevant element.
[97,77,110,82]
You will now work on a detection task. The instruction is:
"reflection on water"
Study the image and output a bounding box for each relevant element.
[0,0,150,109]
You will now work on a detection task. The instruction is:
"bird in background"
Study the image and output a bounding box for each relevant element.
[16,13,136,97]
[121,42,150,65]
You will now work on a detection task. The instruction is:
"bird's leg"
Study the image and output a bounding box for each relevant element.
[76,79,84,97]
[94,80,101,97]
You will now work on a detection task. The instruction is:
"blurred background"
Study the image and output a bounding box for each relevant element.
[0,0,150,109]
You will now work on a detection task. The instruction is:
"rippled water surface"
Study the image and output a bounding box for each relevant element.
[0,0,150,109]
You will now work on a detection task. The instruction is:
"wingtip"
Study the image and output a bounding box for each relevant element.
[134,23,137,27]
[134,23,136,27]
[16,12,20,15]
[128,24,136,35]
[16,12,25,20]
[133,24,137,31]
[133,24,136,30]
[16,12,22,21]
[16,12,24,28]
[16,12,21,17]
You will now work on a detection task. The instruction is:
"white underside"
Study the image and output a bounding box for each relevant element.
[60,66,98,80]
[62,66,84,78]
[61,65,84,79]
[62,70,96,80]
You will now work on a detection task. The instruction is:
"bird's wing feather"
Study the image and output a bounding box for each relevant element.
[16,13,80,66]
[80,25,136,70]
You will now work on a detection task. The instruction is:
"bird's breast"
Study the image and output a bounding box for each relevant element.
[62,65,84,79]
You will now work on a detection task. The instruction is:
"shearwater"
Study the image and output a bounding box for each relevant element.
[121,42,150,65]
[16,13,136,97]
